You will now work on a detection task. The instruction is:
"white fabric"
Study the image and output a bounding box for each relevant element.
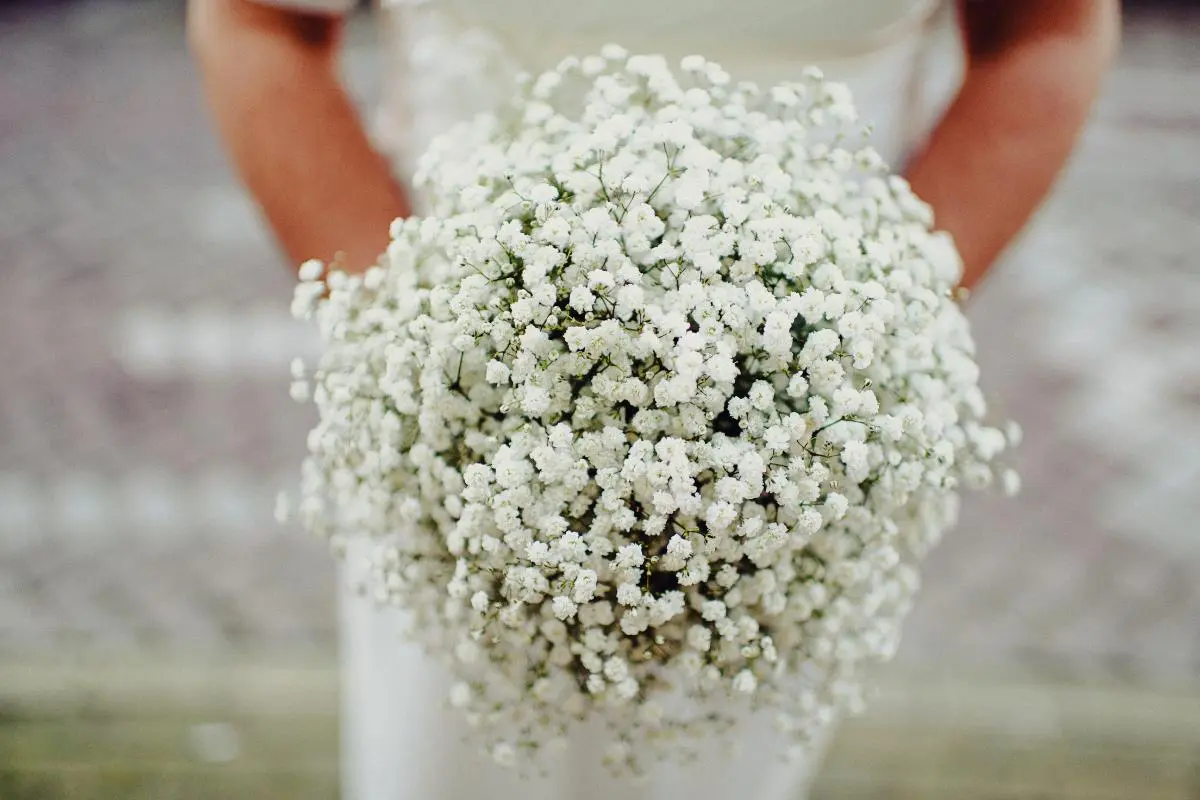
[341,540,833,800]
[250,0,357,14]
[372,0,963,181]
[337,3,966,799]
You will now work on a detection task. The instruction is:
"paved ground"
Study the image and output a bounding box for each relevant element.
[1,0,1199,684]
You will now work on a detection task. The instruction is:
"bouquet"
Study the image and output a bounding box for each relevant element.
[284,46,1018,772]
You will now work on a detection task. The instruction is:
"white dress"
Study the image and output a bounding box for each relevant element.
[256,1,963,797]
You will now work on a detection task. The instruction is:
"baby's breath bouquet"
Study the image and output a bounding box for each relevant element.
[285,47,1018,772]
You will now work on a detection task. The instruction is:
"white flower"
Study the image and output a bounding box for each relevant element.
[700,600,727,622]
[732,670,757,694]
[521,385,551,415]
[552,596,579,620]
[748,381,774,411]
[615,677,640,702]
[485,360,511,385]
[298,259,325,282]
[704,501,738,533]
[616,583,642,607]
[569,286,595,314]
[840,440,871,483]
[470,591,490,612]
[619,607,650,636]
[764,425,791,453]
[824,493,849,520]
[683,625,713,656]
[291,48,1016,776]
[529,183,559,204]
[572,569,599,603]
[665,534,693,562]
[613,544,644,570]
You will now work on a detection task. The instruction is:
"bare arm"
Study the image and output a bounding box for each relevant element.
[904,0,1120,290]
[188,0,409,274]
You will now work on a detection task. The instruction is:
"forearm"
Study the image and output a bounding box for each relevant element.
[905,1,1119,290]
[190,2,408,274]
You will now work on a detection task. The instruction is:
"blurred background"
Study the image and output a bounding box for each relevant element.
[1,0,1198,797]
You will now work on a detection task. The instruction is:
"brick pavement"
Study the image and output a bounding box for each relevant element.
[0,0,1198,681]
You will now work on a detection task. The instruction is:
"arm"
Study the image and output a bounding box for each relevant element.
[904,0,1120,290]
[188,0,409,274]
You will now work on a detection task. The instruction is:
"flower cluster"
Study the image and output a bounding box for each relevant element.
[286,47,1017,772]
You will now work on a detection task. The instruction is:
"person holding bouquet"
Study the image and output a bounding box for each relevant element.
[190,2,1117,799]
